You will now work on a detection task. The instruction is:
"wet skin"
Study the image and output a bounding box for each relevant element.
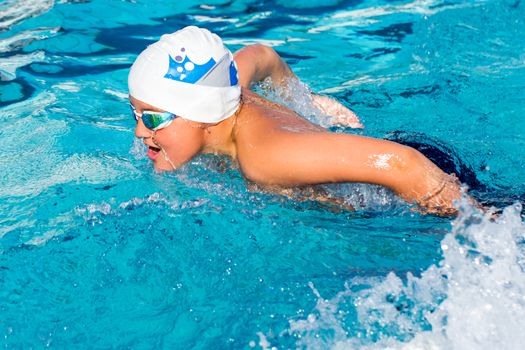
[131,44,462,215]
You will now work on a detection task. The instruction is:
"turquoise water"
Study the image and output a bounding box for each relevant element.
[1,0,524,348]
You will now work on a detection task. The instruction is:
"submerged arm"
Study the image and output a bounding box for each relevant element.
[233,44,363,128]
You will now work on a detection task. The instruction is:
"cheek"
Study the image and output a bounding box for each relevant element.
[155,125,204,165]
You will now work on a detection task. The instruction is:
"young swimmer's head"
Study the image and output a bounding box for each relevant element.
[128,26,241,170]
[129,26,240,122]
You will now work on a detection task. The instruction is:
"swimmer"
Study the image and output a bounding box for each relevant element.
[128,26,463,216]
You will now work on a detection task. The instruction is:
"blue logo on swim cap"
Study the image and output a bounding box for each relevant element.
[164,54,216,85]
[229,61,238,86]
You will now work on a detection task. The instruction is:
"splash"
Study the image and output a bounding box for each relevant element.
[258,199,525,348]
[257,77,329,127]
[130,137,148,161]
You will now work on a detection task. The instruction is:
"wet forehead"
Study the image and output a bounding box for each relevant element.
[129,95,165,113]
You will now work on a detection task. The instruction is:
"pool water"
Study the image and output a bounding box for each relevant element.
[1,0,524,348]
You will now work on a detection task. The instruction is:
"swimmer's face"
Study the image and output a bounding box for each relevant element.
[130,96,205,171]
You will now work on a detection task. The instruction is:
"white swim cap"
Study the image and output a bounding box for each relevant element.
[128,26,241,123]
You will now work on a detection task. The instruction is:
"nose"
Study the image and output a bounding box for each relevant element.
[134,118,153,138]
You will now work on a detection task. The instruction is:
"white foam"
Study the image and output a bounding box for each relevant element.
[55,81,81,92]
[233,11,272,29]
[25,193,184,246]
[0,27,60,53]
[319,67,426,94]
[0,0,54,31]
[308,0,485,34]
[0,51,46,81]
[223,38,286,47]
[0,90,56,118]
[259,199,525,348]
[191,15,238,24]
[130,137,148,161]
[75,192,212,225]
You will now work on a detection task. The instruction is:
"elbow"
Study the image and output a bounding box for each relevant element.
[393,146,423,172]
[248,44,289,82]
[251,44,280,69]
[368,145,426,192]
[234,44,281,87]
[391,146,430,185]
[370,144,421,174]
[385,145,443,197]
[239,44,276,62]
[247,43,276,56]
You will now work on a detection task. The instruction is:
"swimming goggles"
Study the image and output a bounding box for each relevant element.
[130,104,177,131]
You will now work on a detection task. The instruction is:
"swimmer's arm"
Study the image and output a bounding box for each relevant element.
[311,94,363,129]
[240,133,462,216]
[233,44,363,128]
[234,44,294,89]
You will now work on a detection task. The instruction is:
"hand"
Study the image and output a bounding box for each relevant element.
[312,94,364,129]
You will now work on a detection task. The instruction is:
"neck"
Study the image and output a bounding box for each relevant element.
[201,96,244,158]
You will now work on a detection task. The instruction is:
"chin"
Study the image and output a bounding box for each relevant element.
[152,160,175,172]
[151,152,193,172]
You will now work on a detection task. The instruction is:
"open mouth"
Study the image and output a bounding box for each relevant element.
[147,145,162,160]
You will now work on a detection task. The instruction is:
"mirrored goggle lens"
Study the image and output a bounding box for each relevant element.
[142,111,176,130]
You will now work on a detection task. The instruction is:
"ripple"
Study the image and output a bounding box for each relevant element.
[0,27,60,53]
[308,0,485,34]
[0,51,45,81]
[0,90,56,118]
[0,99,139,199]
[0,0,54,32]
